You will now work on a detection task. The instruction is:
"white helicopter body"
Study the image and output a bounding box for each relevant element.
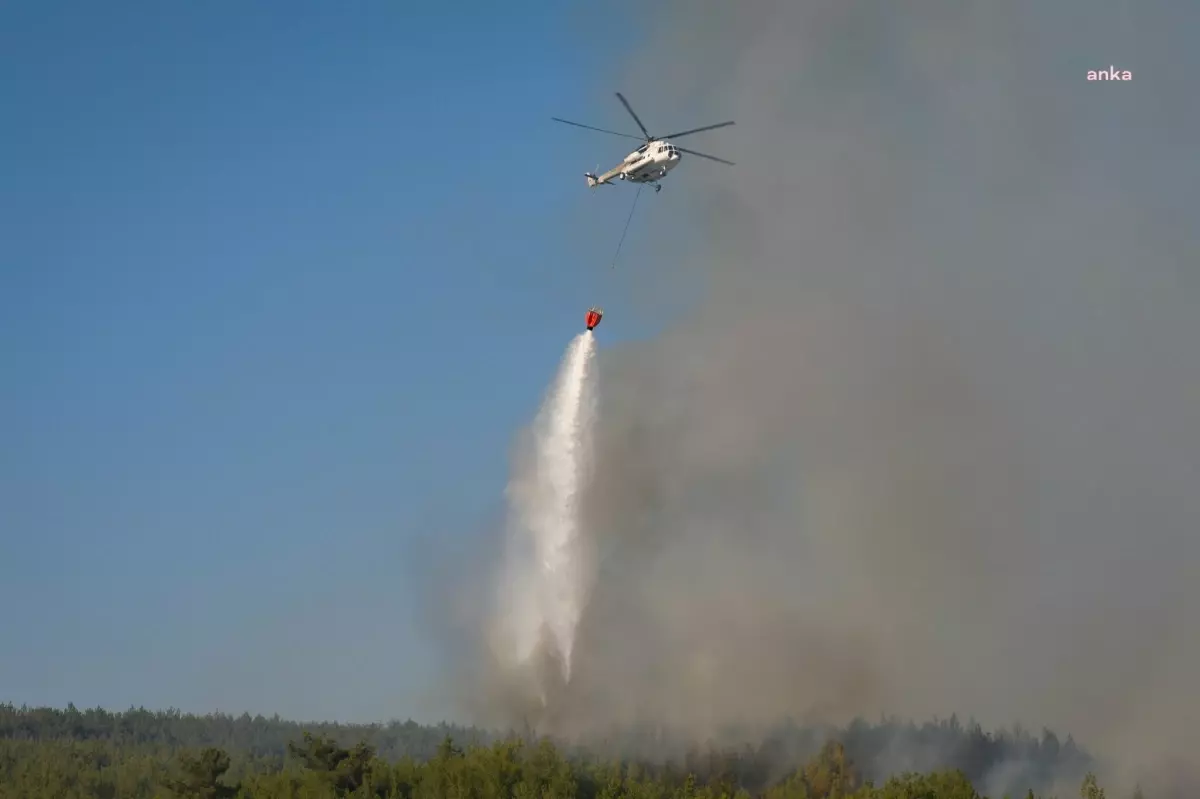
[553,93,734,194]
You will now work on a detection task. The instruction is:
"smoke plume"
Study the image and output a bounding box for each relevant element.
[445,1,1198,794]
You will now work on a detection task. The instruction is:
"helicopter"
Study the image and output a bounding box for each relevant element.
[552,92,735,193]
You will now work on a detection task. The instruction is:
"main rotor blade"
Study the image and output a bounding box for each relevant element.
[675,146,735,166]
[615,92,651,140]
[551,117,645,141]
[662,120,736,140]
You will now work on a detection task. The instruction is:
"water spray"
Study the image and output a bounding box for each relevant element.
[493,330,598,693]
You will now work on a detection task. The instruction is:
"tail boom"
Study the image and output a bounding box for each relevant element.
[585,167,621,188]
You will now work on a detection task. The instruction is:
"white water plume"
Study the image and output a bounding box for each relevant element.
[492,331,598,689]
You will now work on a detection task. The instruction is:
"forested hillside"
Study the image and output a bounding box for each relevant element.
[0,703,1130,798]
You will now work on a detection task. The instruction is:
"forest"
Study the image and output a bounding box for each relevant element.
[0,703,1149,798]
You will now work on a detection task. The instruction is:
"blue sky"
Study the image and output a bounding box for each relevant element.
[0,1,661,722]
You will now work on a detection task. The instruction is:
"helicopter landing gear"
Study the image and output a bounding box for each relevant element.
[654,183,662,193]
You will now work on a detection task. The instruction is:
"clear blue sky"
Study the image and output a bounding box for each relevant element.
[0,1,657,722]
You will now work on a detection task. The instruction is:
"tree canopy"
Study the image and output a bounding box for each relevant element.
[0,703,1141,799]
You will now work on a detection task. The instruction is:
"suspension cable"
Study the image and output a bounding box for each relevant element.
[609,184,644,269]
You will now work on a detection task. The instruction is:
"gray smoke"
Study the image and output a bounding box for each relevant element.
[442,0,1199,794]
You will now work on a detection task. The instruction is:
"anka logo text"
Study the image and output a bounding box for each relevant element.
[1088,66,1132,80]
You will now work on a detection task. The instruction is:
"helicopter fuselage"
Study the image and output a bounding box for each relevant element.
[586,139,682,190]
[618,139,682,183]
